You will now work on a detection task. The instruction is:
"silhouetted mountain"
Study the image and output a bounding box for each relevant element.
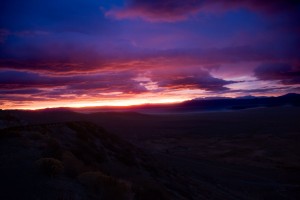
[5,93,298,114]
[175,93,300,112]
[280,93,300,98]
[236,95,262,99]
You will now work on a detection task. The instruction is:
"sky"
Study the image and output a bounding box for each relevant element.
[1,0,300,109]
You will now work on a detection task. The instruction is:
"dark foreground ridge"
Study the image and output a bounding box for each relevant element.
[0,121,188,200]
[0,107,300,199]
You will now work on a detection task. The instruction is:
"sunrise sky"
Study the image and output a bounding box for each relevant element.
[1,0,300,109]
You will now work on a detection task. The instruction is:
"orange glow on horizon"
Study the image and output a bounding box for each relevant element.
[1,96,191,110]
[1,88,211,110]
[0,89,286,110]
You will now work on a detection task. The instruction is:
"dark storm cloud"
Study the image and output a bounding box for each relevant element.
[0,95,47,102]
[0,60,71,74]
[66,71,147,94]
[0,0,298,75]
[233,0,300,13]
[0,70,146,102]
[155,70,235,91]
[230,87,286,94]
[0,88,42,95]
[1,42,298,74]
[0,59,107,74]
[67,82,146,94]
[157,45,298,64]
[107,0,205,22]
[254,63,300,85]
[0,70,82,89]
[107,0,300,22]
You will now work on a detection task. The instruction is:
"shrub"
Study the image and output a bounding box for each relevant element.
[76,131,90,141]
[62,151,86,178]
[78,171,132,200]
[71,139,106,165]
[36,157,64,177]
[43,138,63,159]
[0,130,20,139]
[133,180,171,200]
[28,132,44,140]
[116,150,137,166]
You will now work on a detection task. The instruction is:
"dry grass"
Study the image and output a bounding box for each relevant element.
[78,171,132,200]
[36,157,64,177]
[62,151,86,178]
[132,180,171,200]
[43,138,63,159]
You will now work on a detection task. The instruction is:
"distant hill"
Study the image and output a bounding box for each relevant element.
[2,93,299,114]
[176,93,300,112]
[72,93,300,113]
[71,93,300,113]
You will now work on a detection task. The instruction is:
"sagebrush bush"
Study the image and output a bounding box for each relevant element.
[71,138,107,165]
[36,157,64,177]
[78,171,132,200]
[133,180,171,200]
[62,151,86,177]
[43,138,63,159]
[0,130,21,139]
[28,132,44,140]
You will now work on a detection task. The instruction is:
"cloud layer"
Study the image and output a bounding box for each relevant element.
[254,63,300,85]
[0,0,299,109]
[107,0,300,22]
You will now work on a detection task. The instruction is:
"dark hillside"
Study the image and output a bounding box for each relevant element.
[0,121,189,200]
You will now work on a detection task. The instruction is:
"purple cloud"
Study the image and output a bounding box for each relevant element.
[254,63,300,85]
[0,0,299,108]
[0,70,148,103]
[153,69,235,91]
[107,0,300,22]
[0,88,42,95]
[107,0,205,22]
